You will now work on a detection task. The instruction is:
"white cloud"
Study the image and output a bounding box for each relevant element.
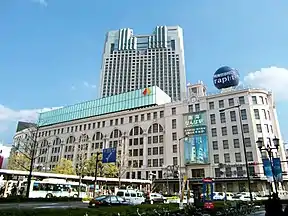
[244,66,288,101]
[83,81,97,89]
[31,0,48,7]
[0,105,61,134]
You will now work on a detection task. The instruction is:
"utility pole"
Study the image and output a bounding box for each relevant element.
[93,152,101,198]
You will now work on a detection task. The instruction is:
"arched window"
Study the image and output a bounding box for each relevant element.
[91,132,104,152]
[110,129,122,139]
[66,136,76,144]
[92,132,103,141]
[148,123,164,134]
[53,137,61,146]
[129,126,144,136]
[79,134,89,143]
[109,129,122,148]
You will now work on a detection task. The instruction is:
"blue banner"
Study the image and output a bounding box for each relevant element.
[183,112,209,164]
[102,148,117,163]
[184,134,209,164]
[272,158,283,182]
[202,178,214,202]
[263,159,273,182]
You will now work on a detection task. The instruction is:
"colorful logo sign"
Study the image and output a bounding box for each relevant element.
[183,111,209,164]
[143,88,151,96]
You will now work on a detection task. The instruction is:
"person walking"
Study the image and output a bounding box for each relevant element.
[265,193,283,216]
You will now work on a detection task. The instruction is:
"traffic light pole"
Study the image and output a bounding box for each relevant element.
[92,152,101,198]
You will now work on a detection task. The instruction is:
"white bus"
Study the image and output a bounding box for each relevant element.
[21,178,87,198]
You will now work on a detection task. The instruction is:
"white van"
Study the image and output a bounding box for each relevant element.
[116,189,145,205]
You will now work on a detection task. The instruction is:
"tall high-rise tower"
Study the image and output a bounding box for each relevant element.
[99,26,186,101]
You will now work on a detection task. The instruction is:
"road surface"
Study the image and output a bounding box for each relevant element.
[0,201,86,209]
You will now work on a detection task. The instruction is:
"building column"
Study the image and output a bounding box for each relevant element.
[87,141,92,159]
[143,132,148,168]
[72,143,78,167]
[60,143,65,159]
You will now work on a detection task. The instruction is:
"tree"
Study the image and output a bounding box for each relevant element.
[52,158,75,175]
[7,151,30,171]
[84,153,118,178]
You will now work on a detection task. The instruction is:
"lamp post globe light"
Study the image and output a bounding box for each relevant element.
[256,136,280,197]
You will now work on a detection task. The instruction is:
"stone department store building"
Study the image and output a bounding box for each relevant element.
[13,82,288,194]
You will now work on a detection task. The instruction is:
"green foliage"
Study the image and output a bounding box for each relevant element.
[7,151,30,171]
[0,204,179,216]
[52,158,76,175]
[84,154,118,178]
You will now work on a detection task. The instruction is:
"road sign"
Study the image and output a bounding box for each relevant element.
[102,148,117,163]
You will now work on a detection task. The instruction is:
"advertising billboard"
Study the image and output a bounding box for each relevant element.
[183,111,209,164]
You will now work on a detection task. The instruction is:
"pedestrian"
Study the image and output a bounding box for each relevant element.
[284,205,288,216]
[265,193,283,216]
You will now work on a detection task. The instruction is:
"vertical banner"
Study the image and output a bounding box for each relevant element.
[272,158,283,182]
[183,111,209,164]
[263,159,273,182]
[202,178,214,209]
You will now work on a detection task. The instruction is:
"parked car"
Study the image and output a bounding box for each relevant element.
[149,193,167,204]
[88,195,131,207]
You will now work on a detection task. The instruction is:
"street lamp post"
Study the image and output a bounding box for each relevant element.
[220,104,253,202]
[256,137,280,197]
[178,135,188,209]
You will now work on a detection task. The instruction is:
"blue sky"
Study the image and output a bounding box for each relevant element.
[1,0,288,144]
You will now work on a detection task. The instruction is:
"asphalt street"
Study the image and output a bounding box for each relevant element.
[0,201,87,209]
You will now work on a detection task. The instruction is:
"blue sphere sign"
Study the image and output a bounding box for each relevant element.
[213,66,240,89]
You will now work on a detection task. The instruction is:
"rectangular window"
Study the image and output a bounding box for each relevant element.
[214,154,219,163]
[209,102,214,110]
[212,141,218,150]
[219,100,224,108]
[239,96,245,105]
[160,111,164,118]
[243,124,249,133]
[188,105,193,113]
[140,114,144,121]
[244,137,251,147]
[153,112,157,119]
[247,152,253,161]
[210,114,216,124]
[254,109,260,119]
[211,128,217,137]
[195,103,200,112]
[172,132,177,141]
[235,153,242,162]
[224,153,230,163]
[173,144,177,153]
[221,127,227,136]
[171,107,176,115]
[256,124,262,133]
[232,125,238,134]
[228,98,234,106]
[252,96,257,104]
[172,119,177,129]
[233,139,240,148]
[262,109,267,119]
[223,140,229,149]
[220,112,226,123]
[173,157,178,165]
[230,111,236,121]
